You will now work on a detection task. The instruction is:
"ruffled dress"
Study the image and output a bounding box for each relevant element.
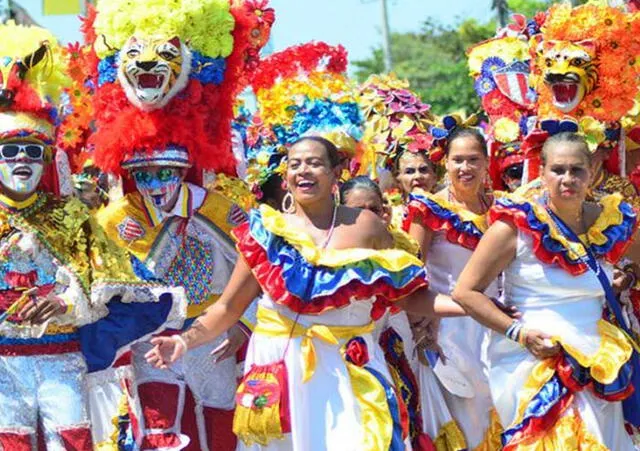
[404,191,501,450]
[489,193,638,450]
[232,205,429,450]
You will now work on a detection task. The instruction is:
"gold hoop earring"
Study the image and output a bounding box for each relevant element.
[281,191,295,214]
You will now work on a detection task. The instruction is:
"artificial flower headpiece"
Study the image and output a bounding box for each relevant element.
[245,41,363,196]
[87,0,275,185]
[530,2,640,123]
[429,112,480,158]
[358,73,436,177]
[467,14,542,190]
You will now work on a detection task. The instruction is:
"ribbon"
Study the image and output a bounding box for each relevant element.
[254,306,374,383]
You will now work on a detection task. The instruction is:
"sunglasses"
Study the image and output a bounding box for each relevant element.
[503,164,524,180]
[0,143,45,160]
[132,168,178,184]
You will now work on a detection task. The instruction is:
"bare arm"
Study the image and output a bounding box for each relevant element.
[408,220,434,262]
[396,287,465,317]
[451,220,517,334]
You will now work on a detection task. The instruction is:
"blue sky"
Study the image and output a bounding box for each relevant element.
[20,0,495,66]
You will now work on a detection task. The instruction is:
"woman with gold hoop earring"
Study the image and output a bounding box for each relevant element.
[145,135,467,450]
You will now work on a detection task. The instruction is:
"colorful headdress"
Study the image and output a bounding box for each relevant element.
[358,74,436,177]
[0,21,75,194]
[467,14,540,190]
[244,41,362,197]
[531,2,640,123]
[87,0,274,183]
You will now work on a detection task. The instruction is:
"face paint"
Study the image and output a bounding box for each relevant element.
[133,168,182,208]
[0,142,45,196]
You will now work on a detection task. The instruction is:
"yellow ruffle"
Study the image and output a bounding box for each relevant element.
[259,204,424,270]
[514,319,633,424]
[420,192,489,233]
[474,409,504,451]
[502,192,627,262]
[388,225,420,256]
[434,420,467,451]
[254,306,375,383]
[512,409,607,451]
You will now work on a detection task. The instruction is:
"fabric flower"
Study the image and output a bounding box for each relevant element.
[483,90,518,117]
[481,56,506,78]
[344,337,369,367]
[474,76,497,97]
[493,117,520,144]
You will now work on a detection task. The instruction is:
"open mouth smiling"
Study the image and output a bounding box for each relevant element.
[12,166,33,179]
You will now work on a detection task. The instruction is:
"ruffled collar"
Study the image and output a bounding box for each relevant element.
[259,204,424,270]
[490,193,637,275]
[403,191,491,250]
[233,205,428,316]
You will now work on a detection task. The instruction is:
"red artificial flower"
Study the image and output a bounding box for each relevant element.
[344,337,369,367]
[482,90,518,117]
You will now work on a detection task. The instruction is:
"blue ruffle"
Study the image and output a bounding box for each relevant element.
[248,209,425,303]
[496,197,637,261]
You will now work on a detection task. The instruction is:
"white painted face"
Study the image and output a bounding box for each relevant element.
[0,141,45,196]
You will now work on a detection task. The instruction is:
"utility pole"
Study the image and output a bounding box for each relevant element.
[380,0,393,73]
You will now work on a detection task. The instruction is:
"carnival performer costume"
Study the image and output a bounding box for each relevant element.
[232,205,428,451]
[86,1,275,449]
[0,22,182,451]
[358,73,466,450]
[488,192,639,450]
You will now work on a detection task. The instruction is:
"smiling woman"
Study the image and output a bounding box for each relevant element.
[145,132,466,450]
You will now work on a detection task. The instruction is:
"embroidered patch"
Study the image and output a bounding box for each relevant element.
[117,217,145,241]
[227,204,247,226]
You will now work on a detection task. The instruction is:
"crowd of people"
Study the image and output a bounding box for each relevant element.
[1,0,640,450]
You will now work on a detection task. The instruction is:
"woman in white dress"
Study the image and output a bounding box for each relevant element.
[453,132,640,449]
[145,136,464,450]
[405,127,502,449]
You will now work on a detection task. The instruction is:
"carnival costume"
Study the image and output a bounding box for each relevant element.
[0,22,183,451]
[467,14,541,192]
[403,189,502,450]
[86,1,275,449]
[232,205,428,450]
[358,74,468,450]
[488,192,639,450]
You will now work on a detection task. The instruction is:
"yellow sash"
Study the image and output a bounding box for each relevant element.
[254,306,375,383]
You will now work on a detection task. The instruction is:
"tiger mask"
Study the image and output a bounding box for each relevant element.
[117,35,191,111]
[536,39,598,114]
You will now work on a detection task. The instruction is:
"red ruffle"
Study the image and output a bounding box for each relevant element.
[234,223,427,316]
[556,357,635,402]
[403,199,481,250]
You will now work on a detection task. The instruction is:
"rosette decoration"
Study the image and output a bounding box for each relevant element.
[245,41,363,197]
[85,0,275,185]
[358,74,437,178]
[0,21,74,195]
[467,14,540,190]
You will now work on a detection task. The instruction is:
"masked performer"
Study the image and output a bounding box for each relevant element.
[454,132,640,450]
[0,21,182,451]
[86,1,274,449]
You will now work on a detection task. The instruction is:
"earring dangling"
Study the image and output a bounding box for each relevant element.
[332,184,341,205]
[281,191,295,214]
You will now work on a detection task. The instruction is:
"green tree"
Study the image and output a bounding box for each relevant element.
[353,18,495,116]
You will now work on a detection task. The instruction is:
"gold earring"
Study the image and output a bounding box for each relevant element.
[281,191,295,213]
